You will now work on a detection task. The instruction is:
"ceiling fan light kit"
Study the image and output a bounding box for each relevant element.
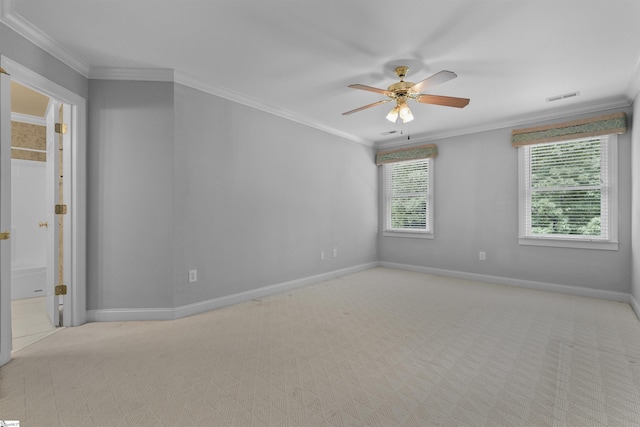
[385,105,399,122]
[343,65,470,124]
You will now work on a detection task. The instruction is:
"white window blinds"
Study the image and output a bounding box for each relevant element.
[384,158,430,232]
[522,136,610,240]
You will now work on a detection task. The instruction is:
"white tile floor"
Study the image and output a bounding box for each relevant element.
[11,297,62,353]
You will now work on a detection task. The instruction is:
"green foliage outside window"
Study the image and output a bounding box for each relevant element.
[389,160,428,230]
[529,138,602,236]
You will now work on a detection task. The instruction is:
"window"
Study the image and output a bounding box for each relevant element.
[518,135,618,250]
[383,158,433,238]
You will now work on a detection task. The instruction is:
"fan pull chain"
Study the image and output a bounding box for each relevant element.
[400,125,411,140]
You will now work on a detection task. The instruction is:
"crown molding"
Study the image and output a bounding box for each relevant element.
[89,67,175,82]
[376,98,632,150]
[173,70,374,147]
[627,56,640,102]
[1,0,635,149]
[85,66,373,146]
[0,0,89,76]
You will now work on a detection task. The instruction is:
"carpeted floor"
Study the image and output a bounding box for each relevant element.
[1,267,640,426]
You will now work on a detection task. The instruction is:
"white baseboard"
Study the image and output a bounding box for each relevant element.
[379,261,632,304]
[87,262,378,322]
[87,261,640,323]
[173,262,378,319]
[87,307,174,322]
[630,295,640,320]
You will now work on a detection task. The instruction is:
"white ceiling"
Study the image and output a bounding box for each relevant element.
[2,0,639,146]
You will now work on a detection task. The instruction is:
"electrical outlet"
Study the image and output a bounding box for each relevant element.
[333,248,337,258]
[320,251,325,261]
[479,251,486,261]
[189,269,197,283]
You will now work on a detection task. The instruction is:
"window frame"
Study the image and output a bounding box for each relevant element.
[517,134,618,250]
[382,158,434,239]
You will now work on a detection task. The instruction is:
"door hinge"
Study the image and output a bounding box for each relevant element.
[0,230,10,240]
[55,123,67,134]
[55,204,67,215]
[55,284,68,295]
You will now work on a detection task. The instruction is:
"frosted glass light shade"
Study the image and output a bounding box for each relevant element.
[399,103,414,123]
[386,106,399,123]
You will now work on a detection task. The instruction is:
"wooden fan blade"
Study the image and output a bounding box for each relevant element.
[416,94,470,108]
[348,84,392,96]
[342,99,391,115]
[410,70,457,93]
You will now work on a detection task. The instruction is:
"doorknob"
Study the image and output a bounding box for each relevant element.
[0,230,9,240]
[39,221,49,229]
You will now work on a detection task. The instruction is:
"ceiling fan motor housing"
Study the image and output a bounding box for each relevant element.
[387,81,415,99]
[387,66,416,99]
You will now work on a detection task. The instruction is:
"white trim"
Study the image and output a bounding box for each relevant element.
[87,262,379,322]
[626,55,640,102]
[2,56,87,327]
[86,261,640,324]
[0,1,372,147]
[0,64,11,366]
[382,231,434,239]
[379,261,631,303]
[173,70,373,147]
[517,134,619,251]
[88,308,175,322]
[382,158,434,236]
[3,57,85,108]
[377,100,632,149]
[11,112,45,125]
[518,237,619,251]
[88,67,374,147]
[0,0,89,76]
[631,295,640,322]
[89,67,175,82]
[1,0,631,150]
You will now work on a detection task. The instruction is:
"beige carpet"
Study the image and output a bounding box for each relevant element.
[1,267,640,426]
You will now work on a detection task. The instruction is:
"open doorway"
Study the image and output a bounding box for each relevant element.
[10,81,65,351]
[0,56,87,365]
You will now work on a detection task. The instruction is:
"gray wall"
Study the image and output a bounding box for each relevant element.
[88,80,176,309]
[87,81,378,310]
[2,21,636,310]
[380,108,633,294]
[172,84,378,307]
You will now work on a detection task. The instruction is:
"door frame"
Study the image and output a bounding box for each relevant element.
[0,56,86,336]
[0,59,11,366]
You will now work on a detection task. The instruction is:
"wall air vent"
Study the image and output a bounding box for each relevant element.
[546,91,580,102]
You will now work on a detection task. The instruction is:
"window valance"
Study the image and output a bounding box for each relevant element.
[375,143,438,165]
[511,112,627,147]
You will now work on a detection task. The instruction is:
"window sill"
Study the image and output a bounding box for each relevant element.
[518,237,618,251]
[382,230,434,239]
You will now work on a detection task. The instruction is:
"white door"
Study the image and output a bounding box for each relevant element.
[60,103,72,327]
[45,102,57,325]
[45,101,71,327]
[0,69,12,366]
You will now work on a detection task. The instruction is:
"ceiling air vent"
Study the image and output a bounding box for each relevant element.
[380,130,398,136]
[546,91,580,102]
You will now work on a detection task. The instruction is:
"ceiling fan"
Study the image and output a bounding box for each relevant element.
[342,66,470,123]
